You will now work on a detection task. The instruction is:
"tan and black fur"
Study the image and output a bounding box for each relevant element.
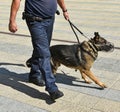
[50,32,114,88]
[26,32,114,88]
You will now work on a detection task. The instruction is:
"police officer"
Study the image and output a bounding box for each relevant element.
[9,0,69,100]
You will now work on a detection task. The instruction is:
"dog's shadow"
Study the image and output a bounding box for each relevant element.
[0,65,56,104]
[55,72,103,90]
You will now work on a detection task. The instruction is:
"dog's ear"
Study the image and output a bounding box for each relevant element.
[90,32,100,43]
[94,32,99,37]
[94,32,100,40]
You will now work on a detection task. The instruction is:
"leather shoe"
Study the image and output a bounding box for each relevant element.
[49,90,64,100]
[29,77,45,86]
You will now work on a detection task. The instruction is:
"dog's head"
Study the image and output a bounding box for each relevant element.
[90,32,114,52]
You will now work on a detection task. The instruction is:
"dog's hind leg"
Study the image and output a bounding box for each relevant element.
[83,70,107,88]
[50,59,61,74]
[79,69,92,84]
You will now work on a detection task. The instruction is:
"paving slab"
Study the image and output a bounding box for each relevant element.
[0,96,48,112]
[0,0,120,112]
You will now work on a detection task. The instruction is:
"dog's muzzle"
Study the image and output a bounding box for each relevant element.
[98,42,114,52]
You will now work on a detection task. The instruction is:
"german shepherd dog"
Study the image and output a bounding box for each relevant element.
[26,32,114,88]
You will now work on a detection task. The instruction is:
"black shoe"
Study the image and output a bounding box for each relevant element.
[29,77,45,86]
[49,90,64,100]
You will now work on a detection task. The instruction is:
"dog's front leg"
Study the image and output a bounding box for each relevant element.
[79,70,92,84]
[83,70,107,88]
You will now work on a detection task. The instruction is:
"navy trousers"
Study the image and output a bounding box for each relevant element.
[26,17,58,93]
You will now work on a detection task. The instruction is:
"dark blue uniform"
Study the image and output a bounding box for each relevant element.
[25,0,58,93]
[25,0,57,18]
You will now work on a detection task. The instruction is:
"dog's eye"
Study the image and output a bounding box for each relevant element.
[99,37,107,44]
[101,39,107,44]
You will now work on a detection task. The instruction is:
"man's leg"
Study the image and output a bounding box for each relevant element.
[26,19,63,100]
[26,20,45,86]
[26,16,54,68]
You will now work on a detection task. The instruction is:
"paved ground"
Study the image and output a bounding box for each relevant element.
[0,0,120,112]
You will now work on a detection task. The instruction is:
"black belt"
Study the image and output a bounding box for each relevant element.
[22,12,52,22]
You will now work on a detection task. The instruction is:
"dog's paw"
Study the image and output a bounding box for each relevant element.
[99,82,107,88]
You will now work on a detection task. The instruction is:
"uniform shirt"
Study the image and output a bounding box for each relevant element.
[25,0,57,18]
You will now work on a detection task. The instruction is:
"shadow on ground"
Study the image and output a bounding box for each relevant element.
[0,63,103,104]
[55,73,103,90]
[0,65,55,104]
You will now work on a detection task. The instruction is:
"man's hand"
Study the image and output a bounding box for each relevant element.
[9,21,18,33]
[63,11,69,20]
[57,0,69,20]
[9,0,20,33]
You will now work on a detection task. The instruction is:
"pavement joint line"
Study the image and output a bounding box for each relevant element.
[0,31,120,49]
[0,31,77,43]
[0,0,120,111]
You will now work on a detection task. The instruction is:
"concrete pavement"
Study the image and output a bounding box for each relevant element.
[0,0,120,112]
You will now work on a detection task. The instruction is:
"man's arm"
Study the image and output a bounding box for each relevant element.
[9,0,21,33]
[57,0,69,20]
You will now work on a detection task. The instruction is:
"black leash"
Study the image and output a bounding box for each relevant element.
[68,20,89,43]
[55,10,89,43]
